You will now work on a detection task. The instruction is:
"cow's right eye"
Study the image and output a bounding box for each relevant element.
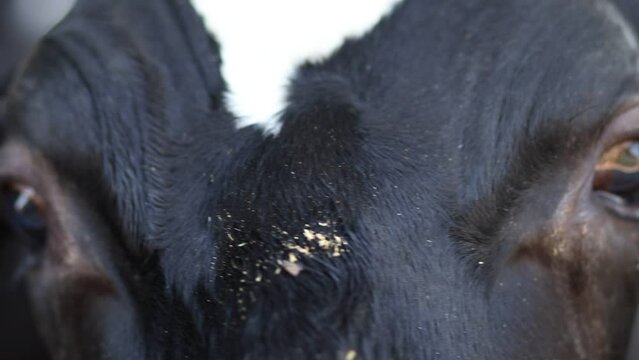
[1,182,47,249]
[593,140,639,216]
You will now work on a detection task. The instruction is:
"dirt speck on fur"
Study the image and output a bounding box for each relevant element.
[278,260,304,276]
[345,350,357,360]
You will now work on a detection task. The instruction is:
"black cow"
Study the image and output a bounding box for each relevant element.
[2,0,639,359]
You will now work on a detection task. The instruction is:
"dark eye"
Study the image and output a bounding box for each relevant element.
[593,140,639,216]
[1,182,47,248]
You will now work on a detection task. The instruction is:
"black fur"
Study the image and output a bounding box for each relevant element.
[2,0,639,359]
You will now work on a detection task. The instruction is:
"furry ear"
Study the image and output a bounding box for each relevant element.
[59,0,226,108]
[7,0,233,251]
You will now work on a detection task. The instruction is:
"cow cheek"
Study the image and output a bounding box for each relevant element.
[28,267,126,359]
[489,260,580,359]
[25,194,144,359]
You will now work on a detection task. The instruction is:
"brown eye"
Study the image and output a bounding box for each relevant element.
[1,182,47,248]
[594,140,639,215]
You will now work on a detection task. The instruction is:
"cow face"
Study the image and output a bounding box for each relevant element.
[2,0,639,359]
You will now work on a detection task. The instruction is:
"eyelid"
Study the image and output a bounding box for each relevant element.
[599,100,639,151]
[0,140,50,194]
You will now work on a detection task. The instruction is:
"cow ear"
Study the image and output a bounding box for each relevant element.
[62,0,226,111]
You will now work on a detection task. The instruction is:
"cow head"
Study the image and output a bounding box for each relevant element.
[2,0,639,359]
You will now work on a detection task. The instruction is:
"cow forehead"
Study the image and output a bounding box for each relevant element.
[191,0,404,135]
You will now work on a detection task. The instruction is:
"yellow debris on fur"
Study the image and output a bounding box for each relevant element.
[275,221,350,277]
[345,350,357,360]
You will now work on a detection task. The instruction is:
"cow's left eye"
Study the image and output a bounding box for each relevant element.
[593,140,639,212]
[1,182,47,248]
